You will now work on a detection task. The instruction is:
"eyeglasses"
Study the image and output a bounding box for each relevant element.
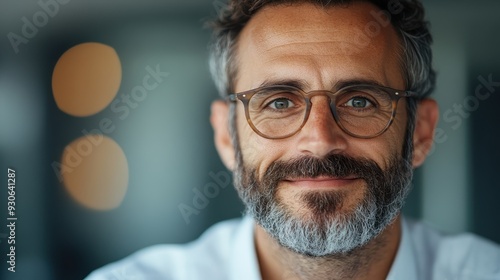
[227,84,419,139]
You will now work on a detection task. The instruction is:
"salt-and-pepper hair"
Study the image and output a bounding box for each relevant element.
[207,0,435,99]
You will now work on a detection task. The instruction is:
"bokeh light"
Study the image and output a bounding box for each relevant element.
[61,135,129,210]
[52,42,122,117]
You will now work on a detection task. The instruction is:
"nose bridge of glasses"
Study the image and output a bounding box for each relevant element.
[306,89,337,113]
[303,90,339,127]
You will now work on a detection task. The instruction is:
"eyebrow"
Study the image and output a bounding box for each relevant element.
[258,78,311,89]
[335,79,387,90]
[257,78,388,91]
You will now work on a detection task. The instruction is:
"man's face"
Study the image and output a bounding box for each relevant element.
[220,2,416,256]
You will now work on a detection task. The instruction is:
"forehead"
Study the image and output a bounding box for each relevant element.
[235,2,404,91]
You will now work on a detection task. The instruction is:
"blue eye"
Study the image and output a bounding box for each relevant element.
[345,97,373,108]
[269,98,294,109]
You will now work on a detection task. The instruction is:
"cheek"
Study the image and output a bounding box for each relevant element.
[235,104,266,162]
[376,106,408,165]
[353,110,408,169]
[235,104,287,174]
[392,103,409,152]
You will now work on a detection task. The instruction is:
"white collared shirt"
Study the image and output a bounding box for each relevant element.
[86,217,500,280]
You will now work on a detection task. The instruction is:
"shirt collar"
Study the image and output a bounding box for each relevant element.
[386,217,419,280]
[229,216,262,280]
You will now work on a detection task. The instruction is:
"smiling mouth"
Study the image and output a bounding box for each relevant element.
[283,176,361,189]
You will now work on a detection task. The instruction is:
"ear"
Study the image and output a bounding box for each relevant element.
[211,100,236,170]
[412,98,439,167]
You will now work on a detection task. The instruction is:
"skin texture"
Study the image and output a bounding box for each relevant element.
[210,2,439,279]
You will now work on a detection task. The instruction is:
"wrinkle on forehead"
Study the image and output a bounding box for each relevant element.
[263,40,367,58]
[245,2,396,50]
[235,2,404,90]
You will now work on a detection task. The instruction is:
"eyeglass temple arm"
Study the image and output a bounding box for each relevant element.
[402,90,419,98]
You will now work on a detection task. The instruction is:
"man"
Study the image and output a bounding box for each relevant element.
[87,0,500,279]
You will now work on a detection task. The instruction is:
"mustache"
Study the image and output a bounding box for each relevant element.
[261,153,384,184]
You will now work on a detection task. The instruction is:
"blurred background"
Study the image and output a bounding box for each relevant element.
[0,0,499,279]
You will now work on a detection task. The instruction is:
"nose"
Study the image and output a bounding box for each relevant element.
[295,95,348,157]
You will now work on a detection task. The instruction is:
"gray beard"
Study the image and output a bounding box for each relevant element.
[233,152,413,257]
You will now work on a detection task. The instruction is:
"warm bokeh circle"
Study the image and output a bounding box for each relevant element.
[52,42,122,117]
[61,135,129,210]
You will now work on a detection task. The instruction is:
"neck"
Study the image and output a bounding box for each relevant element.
[254,215,402,280]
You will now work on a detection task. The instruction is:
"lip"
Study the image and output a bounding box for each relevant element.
[283,176,361,189]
